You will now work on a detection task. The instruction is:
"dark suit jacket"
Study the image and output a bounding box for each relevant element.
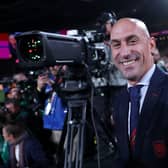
[6,134,49,168]
[112,67,168,168]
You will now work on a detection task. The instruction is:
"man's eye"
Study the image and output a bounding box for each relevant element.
[128,39,138,45]
[112,43,120,49]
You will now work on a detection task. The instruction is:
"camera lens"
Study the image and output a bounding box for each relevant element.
[17,35,43,63]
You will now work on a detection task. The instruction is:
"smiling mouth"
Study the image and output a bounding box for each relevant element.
[120,59,137,66]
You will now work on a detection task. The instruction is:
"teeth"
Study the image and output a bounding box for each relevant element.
[122,60,135,66]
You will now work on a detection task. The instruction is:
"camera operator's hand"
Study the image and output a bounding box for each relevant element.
[37,74,50,92]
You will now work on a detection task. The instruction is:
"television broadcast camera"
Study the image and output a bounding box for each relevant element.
[15,12,118,168]
[15,11,117,92]
[15,31,112,91]
[15,30,114,168]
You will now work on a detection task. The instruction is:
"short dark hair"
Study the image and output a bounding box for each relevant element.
[3,121,25,138]
[96,11,117,25]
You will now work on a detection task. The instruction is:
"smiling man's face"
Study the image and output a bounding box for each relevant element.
[110,18,155,85]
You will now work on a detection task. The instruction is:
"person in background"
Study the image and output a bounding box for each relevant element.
[8,33,19,73]
[94,12,126,135]
[162,55,168,71]
[152,47,167,72]
[12,72,28,83]
[84,12,126,168]
[36,66,67,166]
[109,17,168,167]
[96,11,126,88]
[161,48,168,71]
[8,33,17,61]
[4,99,28,123]
[2,121,49,168]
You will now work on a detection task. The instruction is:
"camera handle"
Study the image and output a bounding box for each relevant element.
[64,99,87,168]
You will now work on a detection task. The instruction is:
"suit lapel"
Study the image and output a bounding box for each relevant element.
[134,67,166,157]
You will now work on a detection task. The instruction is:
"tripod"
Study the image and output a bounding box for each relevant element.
[64,99,87,168]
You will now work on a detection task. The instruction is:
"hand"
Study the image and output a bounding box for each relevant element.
[37,74,49,91]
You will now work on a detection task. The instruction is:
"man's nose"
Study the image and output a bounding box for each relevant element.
[120,43,130,56]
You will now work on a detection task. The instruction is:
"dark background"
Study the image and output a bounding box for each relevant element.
[1,0,168,33]
[0,0,168,76]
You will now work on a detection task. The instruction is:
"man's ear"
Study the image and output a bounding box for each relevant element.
[150,37,156,54]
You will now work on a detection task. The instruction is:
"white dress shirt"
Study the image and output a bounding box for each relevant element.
[128,64,156,136]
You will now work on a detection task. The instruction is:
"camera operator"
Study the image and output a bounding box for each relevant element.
[96,11,126,88]
[83,12,126,168]
[36,65,68,166]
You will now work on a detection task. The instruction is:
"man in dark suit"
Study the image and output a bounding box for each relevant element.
[2,121,49,168]
[109,18,168,167]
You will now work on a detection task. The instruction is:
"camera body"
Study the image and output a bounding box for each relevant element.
[16,31,88,68]
[15,31,111,89]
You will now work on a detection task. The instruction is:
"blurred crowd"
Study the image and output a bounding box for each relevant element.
[0,67,66,168]
[0,13,168,168]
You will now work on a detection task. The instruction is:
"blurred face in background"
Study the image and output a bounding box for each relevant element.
[105,21,113,35]
[49,65,60,76]
[5,102,20,114]
[13,73,28,83]
[7,87,21,99]
[8,34,16,48]
[110,18,155,85]
[49,65,67,76]
[152,48,161,63]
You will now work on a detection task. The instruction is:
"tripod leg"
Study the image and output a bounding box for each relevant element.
[64,100,87,168]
